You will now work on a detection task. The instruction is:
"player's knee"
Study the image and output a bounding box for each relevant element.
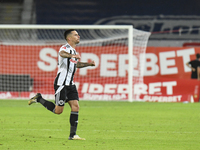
[55,109,63,114]
[72,104,79,112]
[54,106,64,114]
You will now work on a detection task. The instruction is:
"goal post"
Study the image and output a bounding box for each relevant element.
[0,25,151,101]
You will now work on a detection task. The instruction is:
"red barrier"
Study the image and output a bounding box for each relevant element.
[0,45,200,101]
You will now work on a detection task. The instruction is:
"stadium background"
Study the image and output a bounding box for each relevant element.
[1,0,200,102]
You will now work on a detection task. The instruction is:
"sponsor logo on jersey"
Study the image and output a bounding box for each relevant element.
[70,59,77,64]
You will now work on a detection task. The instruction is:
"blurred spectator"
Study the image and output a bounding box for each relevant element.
[186,53,200,79]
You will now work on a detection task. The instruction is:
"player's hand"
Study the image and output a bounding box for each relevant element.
[192,68,195,72]
[72,54,81,59]
[90,61,95,66]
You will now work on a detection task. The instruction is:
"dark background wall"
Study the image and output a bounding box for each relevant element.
[35,0,200,24]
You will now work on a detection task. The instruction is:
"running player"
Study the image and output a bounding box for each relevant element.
[28,29,95,140]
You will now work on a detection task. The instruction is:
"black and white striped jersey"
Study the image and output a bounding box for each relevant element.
[54,43,78,86]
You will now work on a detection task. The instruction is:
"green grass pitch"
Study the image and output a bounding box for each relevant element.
[1,100,200,150]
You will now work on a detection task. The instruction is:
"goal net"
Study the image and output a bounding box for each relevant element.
[0,25,151,101]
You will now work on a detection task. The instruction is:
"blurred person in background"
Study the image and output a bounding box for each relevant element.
[186,53,200,79]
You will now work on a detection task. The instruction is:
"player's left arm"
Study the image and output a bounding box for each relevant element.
[77,61,95,68]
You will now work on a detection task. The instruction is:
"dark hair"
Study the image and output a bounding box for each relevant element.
[196,53,200,59]
[64,29,76,41]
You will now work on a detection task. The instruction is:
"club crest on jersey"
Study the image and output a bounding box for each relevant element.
[70,59,77,64]
[58,100,65,105]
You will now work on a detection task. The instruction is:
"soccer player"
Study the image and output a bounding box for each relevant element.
[28,29,95,140]
[186,53,200,79]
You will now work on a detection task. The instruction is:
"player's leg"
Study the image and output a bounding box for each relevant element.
[66,85,85,140]
[28,85,66,114]
[68,99,79,112]
[53,85,66,114]
[54,105,64,114]
[28,93,56,113]
[68,100,85,140]
[68,100,79,138]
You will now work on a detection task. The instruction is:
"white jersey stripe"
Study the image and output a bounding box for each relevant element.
[57,69,67,85]
[65,62,75,85]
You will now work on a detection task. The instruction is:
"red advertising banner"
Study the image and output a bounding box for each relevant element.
[145,47,196,79]
[0,45,200,102]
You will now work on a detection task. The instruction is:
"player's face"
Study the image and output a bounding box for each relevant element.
[70,31,80,44]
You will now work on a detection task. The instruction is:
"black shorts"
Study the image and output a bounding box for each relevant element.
[54,84,79,106]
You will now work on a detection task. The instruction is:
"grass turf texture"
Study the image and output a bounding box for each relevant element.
[0,100,200,150]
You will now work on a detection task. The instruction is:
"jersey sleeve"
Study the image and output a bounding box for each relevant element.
[59,45,71,53]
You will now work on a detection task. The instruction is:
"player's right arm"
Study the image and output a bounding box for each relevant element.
[59,50,81,59]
